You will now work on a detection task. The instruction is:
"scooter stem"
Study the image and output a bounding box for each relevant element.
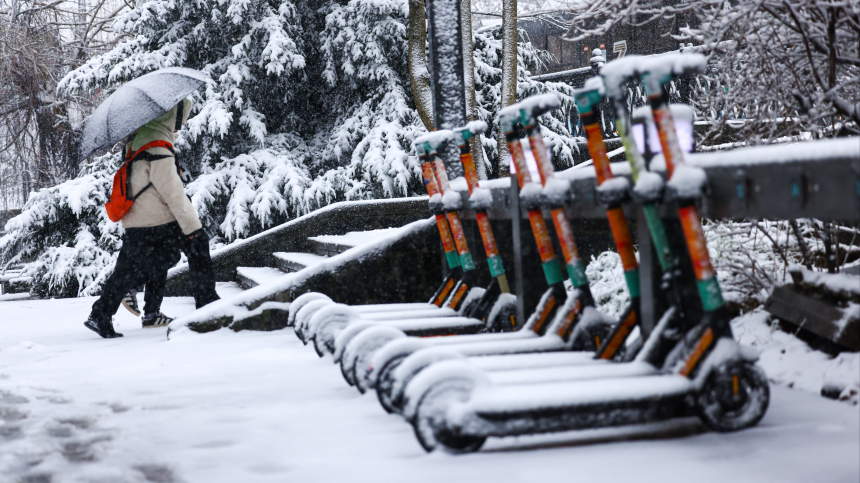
[416,140,463,306]
[452,123,509,293]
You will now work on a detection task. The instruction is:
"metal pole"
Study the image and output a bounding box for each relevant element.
[425,0,467,180]
[510,174,525,326]
[637,208,656,338]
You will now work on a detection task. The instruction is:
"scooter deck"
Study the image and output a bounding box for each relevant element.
[467,374,689,415]
[352,291,553,345]
[379,285,579,350]
[356,307,458,320]
[409,334,568,359]
[385,298,619,397]
[353,303,447,314]
[470,351,598,371]
[487,360,657,386]
[455,374,691,437]
[343,283,489,322]
[397,326,539,348]
[389,334,587,409]
[392,316,487,336]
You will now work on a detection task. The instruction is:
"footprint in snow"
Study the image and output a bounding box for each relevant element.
[134,463,180,483]
[0,404,28,440]
[0,390,28,404]
[0,388,182,482]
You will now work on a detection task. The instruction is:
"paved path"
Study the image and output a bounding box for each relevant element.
[1,297,857,482]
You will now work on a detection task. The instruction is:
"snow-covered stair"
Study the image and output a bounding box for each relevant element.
[236,267,289,289]
[233,228,406,290]
[273,252,327,273]
[308,228,404,257]
[0,267,31,296]
[164,197,433,333]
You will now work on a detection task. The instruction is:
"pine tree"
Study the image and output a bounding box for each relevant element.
[472,25,581,177]
[0,152,123,297]
[2,0,581,297]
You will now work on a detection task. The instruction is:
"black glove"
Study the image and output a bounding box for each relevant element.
[180,227,220,309]
[175,159,193,184]
[184,228,209,242]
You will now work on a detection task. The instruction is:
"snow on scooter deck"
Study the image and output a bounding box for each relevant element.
[351,303,451,314]
[468,351,599,371]
[486,360,657,386]
[460,374,692,428]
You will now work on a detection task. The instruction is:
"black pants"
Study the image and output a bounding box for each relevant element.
[142,263,169,315]
[136,230,220,312]
[91,223,221,323]
[90,223,183,323]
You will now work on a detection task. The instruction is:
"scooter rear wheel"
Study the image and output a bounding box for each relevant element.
[696,361,770,432]
[339,349,356,386]
[413,379,485,454]
[376,356,407,414]
[312,335,327,358]
[345,327,406,393]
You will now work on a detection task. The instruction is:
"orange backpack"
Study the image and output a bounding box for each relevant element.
[105,140,175,222]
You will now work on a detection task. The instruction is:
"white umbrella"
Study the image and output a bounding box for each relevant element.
[80,67,211,160]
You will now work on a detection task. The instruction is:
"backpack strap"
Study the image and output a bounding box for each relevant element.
[130,182,153,202]
[124,140,176,200]
[126,140,176,163]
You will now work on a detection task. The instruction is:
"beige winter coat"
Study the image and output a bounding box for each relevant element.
[122,98,202,235]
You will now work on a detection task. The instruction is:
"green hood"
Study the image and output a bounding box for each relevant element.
[128,97,192,152]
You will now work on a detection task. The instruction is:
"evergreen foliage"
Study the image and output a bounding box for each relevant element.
[1,0,580,297]
[0,153,123,297]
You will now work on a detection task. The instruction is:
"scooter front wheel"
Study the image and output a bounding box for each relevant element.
[412,379,485,454]
[571,320,617,354]
[696,361,770,432]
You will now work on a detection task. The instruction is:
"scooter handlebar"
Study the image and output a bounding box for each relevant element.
[415,130,454,154]
[573,79,606,116]
[453,121,488,147]
[500,94,561,130]
[414,141,427,157]
[600,55,642,100]
[640,52,707,94]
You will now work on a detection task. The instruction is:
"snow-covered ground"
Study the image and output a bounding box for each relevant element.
[1,296,857,483]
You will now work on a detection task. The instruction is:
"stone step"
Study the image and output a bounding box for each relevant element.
[0,292,31,302]
[215,281,246,299]
[273,252,327,273]
[236,266,288,289]
[0,270,31,295]
[307,228,404,257]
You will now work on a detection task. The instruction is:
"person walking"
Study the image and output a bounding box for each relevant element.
[119,117,211,329]
[85,98,219,338]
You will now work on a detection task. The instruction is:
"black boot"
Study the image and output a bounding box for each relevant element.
[84,316,123,339]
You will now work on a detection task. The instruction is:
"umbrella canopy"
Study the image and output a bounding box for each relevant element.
[80,67,211,160]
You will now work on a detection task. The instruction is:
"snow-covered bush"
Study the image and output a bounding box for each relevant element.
[577,217,857,320]
[585,251,629,319]
[585,218,857,317]
[1,0,583,297]
[706,219,860,311]
[567,0,859,143]
[0,153,122,297]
